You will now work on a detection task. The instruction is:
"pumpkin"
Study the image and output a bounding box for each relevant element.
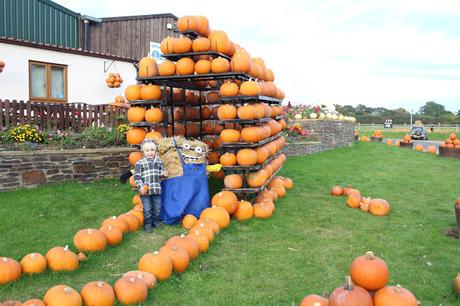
[80,281,115,306]
[246,170,268,188]
[211,57,230,73]
[20,253,47,274]
[224,174,243,189]
[190,223,215,241]
[138,251,173,281]
[123,271,157,289]
[329,276,373,306]
[230,56,251,73]
[129,207,144,225]
[239,81,261,96]
[254,146,269,164]
[237,105,256,120]
[114,277,148,305]
[182,214,198,229]
[360,197,371,212]
[259,189,278,202]
[101,216,129,233]
[208,151,221,164]
[118,213,141,232]
[138,57,158,78]
[449,133,457,140]
[99,225,123,246]
[237,148,258,166]
[373,285,418,306]
[403,134,412,142]
[140,84,162,100]
[268,177,284,189]
[220,81,239,97]
[196,15,210,36]
[197,218,220,234]
[270,185,286,198]
[369,199,391,216]
[220,129,241,142]
[200,206,231,228]
[241,127,262,142]
[77,252,88,262]
[187,230,210,253]
[209,30,230,54]
[73,228,107,252]
[176,57,195,75]
[218,104,237,120]
[0,257,21,284]
[234,200,254,221]
[158,60,176,76]
[173,36,192,53]
[44,285,82,306]
[456,197,460,207]
[126,128,146,145]
[349,251,389,291]
[207,91,220,103]
[127,107,146,122]
[166,234,200,260]
[192,37,211,52]
[427,145,437,154]
[128,151,143,166]
[300,294,329,306]
[193,59,210,74]
[415,144,424,151]
[45,246,79,271]
[220,152,237,166]
[331,186,343,196]
[282,177,294,190]
[211,191,238,214]
[253,203,273,219]
[177,15,199,32]
[454,274,460,294]
[22,299,46,306]
[1,301,22,306]
[144,107,163,123]
[347,194,361,208]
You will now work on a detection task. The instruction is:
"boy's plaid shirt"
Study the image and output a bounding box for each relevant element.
[133,155,164,195]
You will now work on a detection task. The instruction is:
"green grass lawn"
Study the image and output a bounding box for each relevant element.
[1,143,460,305]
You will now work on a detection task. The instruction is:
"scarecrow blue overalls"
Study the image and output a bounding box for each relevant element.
[160,139,210,224]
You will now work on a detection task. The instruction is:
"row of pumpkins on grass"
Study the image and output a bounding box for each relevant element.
[126,102,286,124]
[0,208,145,286]
[300,251,419,306]
[0,176,293,305]
[330,186,391,216]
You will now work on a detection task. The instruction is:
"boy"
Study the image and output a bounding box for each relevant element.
[134,139,168,232]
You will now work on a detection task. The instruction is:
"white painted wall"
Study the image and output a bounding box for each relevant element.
[0,42,137,104]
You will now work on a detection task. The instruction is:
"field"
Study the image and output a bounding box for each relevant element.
[1,142,459,305]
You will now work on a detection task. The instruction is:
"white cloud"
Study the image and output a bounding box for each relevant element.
[55,0,460,112]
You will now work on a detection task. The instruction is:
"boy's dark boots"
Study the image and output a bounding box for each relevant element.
[144,225,153,233]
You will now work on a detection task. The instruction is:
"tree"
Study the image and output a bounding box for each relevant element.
[457,109,460,116]
[419,101,448,118]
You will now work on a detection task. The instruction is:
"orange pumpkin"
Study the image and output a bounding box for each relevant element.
[127,107,146,122]
[220,81,239,96]
[80,281,116,306]
[252,203,273,219]
[20,253,47,274]
[99,224,123,246]
[129,151,143,166]
[192,37,211,52]
[114,277,148,305]
[22,299,46,306]
[211,57,230,73]
[331,186,343,196]
[187,230,210,253]
[454,273,460,293]
[233,200,253,221]
[140,84,162,100]
[237,148,258,166]
[173,36,192,53]
[239,81,261,96]
[158,61,176,76]
[220,129,241,142]
[230,56,251,73]
[373,285,418,306]
[166,234,200,260]
[122,271,156,289]
[237,105,257,120]
[200,206,230,228]
[241,127,262,142]
[220,152,237,166]
[246,169,268,188]
[159,245,190,273]
[73,228,107,253]
[138,251,173,281]
[138,57,158,78]
[211,191,238,214]
[270,185,286,198]
[44,285,83,306]
[194,59,211,74]
[415,144,424,151]
[176,57,195,75]
[0,257,22,284]
[208,30,230,54]
[403,134,412,143]
[145,108,163,123]
[329,276,373,306]
[125,85,142,101]
[126,128,146,145]
[300,294,329,306]
[369,198,391,216]
[182,214,198,230]
[349,251,389,291]
[45,246,79,272]
[218,104,237,120]
[224,174,243,189]
[177,16,199,32]
[347,194,361,208]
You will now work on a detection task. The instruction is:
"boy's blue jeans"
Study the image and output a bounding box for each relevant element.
[140,194,161,230]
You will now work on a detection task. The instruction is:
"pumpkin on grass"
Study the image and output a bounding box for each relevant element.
[0,257,21,284]
[200,206,230,228]
[373,285,418,306]
[211,191,238,214]
[329,276,373,306]
[22,299,46,306]
[2,301,22,306]
[138,251,173,281]
[45,246,79,271]
[190,223,215,241]
[187,230,210,253]
[114,277,148,305]
[80,281,115,306]
[346,193,361,208]
[20,253,47,274]
[159,245,191,273]
[99,225,123,246]
[166,234,200,260]
[123,271,157,289]
[331,186,343,196]
[233,200,253,221]
[73,228,107,252]
[300,294,329,306]
[349,251,389,291]
[182,214,198,229]
[369,198,391,216]
[224,174,243,189]
[44,285,82,306]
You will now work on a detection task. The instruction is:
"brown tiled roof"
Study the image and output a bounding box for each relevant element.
[0,37,138,63]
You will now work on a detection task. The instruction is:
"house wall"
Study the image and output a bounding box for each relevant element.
[0,42,137,104]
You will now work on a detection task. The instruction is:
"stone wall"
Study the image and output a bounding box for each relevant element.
[285,120,354,157]
[0,148,135,192]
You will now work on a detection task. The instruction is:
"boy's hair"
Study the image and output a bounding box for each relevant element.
[141,139,157,152]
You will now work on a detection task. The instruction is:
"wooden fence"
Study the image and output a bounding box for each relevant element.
[0,99,127,132]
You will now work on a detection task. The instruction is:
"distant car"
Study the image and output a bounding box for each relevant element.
[410,126,428,140]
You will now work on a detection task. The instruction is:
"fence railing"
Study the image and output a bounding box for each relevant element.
[0,99,127,132]
[355,123,459,132]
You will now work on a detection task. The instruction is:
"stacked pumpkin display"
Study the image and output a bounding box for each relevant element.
[105,72,123,88]
[440,133,460,149]
[330,186,391,216]
[371,130,383,142]
[300,251,419,306]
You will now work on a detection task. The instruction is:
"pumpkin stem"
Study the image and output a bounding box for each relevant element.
[153,251,160,255]
[180,234,186,238]
[394,284,403,294]
[194,230,200,235]
[128,277,136,283]
[64,245,69,251]
[344,276,354,290]
[365,251,375,260]
[97,281,104,288]
[64,287,73,294]
[30,253,36,259]
[313,303,321,306]
[108,225,113,230]
[2,257,8,262]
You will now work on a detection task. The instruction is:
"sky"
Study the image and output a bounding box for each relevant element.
[55,0,460,113]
